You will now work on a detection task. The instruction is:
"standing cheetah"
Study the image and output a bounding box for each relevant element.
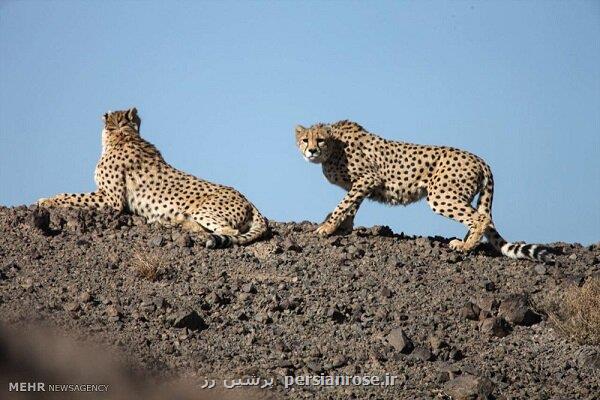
[295,120,553,262]
[38,108,268,248]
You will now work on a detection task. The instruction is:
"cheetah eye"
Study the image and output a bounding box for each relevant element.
[316,138,325,144]
[302,139,308,143]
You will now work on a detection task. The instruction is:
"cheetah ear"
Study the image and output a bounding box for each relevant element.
[102,111,111,122]
[127,107,138,120]
[322,125,332,136]
[295,125,307,140]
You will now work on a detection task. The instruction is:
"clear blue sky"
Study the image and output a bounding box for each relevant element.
[1,1,598,245]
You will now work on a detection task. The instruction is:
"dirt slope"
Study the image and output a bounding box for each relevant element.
[0,205,598,399]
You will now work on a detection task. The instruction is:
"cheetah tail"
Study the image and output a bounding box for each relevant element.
[234,205,269,246]
[205,206,269,249]
[485,226,555,264]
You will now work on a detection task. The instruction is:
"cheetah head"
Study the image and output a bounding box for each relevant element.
[295,124,332,163]
[102,108,141,151]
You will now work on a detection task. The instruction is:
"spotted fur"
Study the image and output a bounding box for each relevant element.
[295,120,553,263]
[38,108,268,248]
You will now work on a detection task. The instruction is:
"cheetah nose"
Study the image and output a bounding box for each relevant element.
[308,148,318,155]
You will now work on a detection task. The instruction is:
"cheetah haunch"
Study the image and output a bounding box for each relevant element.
[295,120,553,263]
[39,108,268,248]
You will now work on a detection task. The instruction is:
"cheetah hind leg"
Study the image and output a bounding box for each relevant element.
[427,198,490,252]
[448,212,491,252]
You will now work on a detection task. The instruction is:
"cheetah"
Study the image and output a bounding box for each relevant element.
[38,108,268,248]
[295,120,553,262]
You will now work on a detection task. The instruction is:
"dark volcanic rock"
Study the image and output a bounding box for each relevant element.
[387,328,414,354]
[173,232,192,248]
[478,317,510,337]
[171,310,207,331]
[444,374,494,400]
[409,346,433,361]
[31,208,51,233]
[498,294,541,326]
[148,234,166,247]
[460,302,481,321]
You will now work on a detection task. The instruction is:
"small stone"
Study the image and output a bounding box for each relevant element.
[254,312,272,324]
[105,305,121,318]
[331,355,347,368]
[568,254,578,261]
[449,348,463,361]
[483,280,496,292]
[453,276,466,284]
[241,283,257,294]
[439,363,462,380]
[326,308,345,323]
[164,344,175,354]
[153,297,167,309]
[78,291,92,303]
[392,255,405,268]
[568,274,585,287]
[277,359,294,368]
[444,374,494,400]
[478,317,510,337]
[475,295,498,312]
[460,303,480,321]
[498,294,541,326]
[148,235,165,247]
[447,253,462,264]
[429,335,447,351]
[410,346,433,361]
[381,287,393,298]
[534,264,547,275]
[172,310,208,331]
[205,292,223,305]
[282,238,302,252]
[387,328,414,354]
[64,302,80,312]
[20,277,34,291]
[478,309,492,321]
[370,225,394,237]
[175,233,192,248]
[306,360,322,373]
[346,244,364,259]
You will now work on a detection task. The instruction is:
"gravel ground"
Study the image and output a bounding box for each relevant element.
[1,205,599,399]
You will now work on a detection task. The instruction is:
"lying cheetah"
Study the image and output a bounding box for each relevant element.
[295,120,553,262]
[39,108,268,248]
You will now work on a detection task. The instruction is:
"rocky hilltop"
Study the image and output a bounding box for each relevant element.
[0,205,598,399]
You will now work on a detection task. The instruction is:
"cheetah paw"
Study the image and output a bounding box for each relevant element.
[315,223,336,237]
[449,239,468,252]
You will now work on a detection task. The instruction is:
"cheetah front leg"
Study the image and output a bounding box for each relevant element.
[39,170,127,211]
[323,202,357,235]
[38,190,124,211]
[316,176,379,236]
